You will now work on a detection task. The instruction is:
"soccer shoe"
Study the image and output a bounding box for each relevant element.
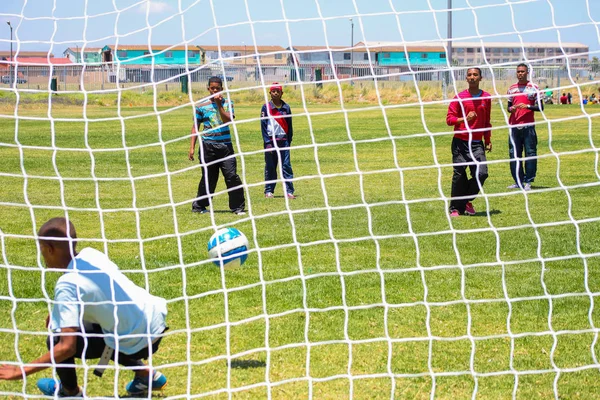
[265,192,274,198]
[507,183,521,189]
[37,378,83,397]
[449,210,460,217]
[125,371,167,396]
[233,209,246,216]
[464,202,476,216]
[192,206,208,214]
[286,193,297,199]
[524,183,532,191]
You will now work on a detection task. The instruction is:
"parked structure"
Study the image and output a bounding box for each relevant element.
[101,45,202,66]
[63,47,103,65]
[199,45,287,65]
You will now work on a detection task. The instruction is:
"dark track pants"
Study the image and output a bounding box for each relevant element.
[450,137,488,214]
[194,141,245,212]
[508,126,538,185]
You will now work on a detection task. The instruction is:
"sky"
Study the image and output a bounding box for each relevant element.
[0,0,599,56]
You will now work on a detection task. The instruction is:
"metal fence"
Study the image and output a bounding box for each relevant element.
[0,63,593,93]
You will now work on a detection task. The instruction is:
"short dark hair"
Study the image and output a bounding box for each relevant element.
[516,63,529,71]
[466,67,482,76]
[208,76,223,86]
[38,217,77,251]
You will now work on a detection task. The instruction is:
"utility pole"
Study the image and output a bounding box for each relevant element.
[349,17,354,85]
[445,0,453,100]
[7,21,13,87]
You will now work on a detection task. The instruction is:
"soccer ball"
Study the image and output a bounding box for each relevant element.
[207,227,249,268]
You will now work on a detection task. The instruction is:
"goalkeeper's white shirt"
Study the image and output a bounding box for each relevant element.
[50,247,168,355]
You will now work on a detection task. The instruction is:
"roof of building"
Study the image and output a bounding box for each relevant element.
[104,44,200,51]
[290,46,346,51]
[0,51,55,58]
[0,57,72,65]
[64,47,104,53]
[358,40,589,49]
[198,45,286,52]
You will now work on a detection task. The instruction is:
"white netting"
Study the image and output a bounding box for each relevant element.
[1,0,600,398]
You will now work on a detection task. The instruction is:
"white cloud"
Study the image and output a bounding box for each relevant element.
[137,1,172,14]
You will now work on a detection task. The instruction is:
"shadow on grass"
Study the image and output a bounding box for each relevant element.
[229,359,267,369]
[473,209,502,217]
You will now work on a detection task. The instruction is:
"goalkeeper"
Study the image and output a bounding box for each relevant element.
[446,67,492,217]
[0,217,168,397]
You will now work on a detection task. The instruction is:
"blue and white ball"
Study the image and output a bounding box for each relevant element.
[207,227,249,267]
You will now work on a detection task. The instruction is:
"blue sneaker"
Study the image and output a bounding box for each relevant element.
[37,378,82,397]
[125,371,167,395]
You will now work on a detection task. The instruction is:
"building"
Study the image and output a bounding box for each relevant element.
[101,45,202,65]
[199,45,287,65]
[0,51,55,59]
[63,47,103,65]
[450,42,589,66]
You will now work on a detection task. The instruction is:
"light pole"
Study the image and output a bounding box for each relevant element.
[349,17,354,84]
[75,44,79,63]
[242,41,246,65]
[445,0,453,99]
[7,21,13,86]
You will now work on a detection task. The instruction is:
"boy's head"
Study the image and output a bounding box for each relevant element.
[38,217,77,269]
[466,67,482,85]
[207,76,223,95]
[270,83,283,101]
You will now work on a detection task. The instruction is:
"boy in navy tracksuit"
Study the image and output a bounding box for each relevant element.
[261,83,296,199]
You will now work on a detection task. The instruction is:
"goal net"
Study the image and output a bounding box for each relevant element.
[1,0,600,398]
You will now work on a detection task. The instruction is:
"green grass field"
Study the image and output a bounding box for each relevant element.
[0,99,600,399]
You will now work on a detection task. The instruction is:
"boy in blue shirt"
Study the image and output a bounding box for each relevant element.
[189,76,246,215]
[261,83,295,199]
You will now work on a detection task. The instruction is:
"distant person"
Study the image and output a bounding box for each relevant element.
[189,76,246,215]
[544,86,553,104]
[506,63,543,191]
[560,93,568,104]
[0,218,169,397]
[261,83,296,199]
[567,92,572,104]
[445,67,492,217]
[590,93,597,104]
[583,95,589,105]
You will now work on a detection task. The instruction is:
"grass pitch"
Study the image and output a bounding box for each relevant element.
[0,100,600,399]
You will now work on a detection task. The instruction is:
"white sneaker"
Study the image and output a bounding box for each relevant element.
[524,183,532,191]
[507,183,521,189]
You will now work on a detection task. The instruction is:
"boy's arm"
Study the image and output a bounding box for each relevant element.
[216,97,233,123]
[189,116,199,161]
[0,328,78,380]
[484,97,492,147]
[446,97,463,126]
[260,105,270,144]
[287,106,293,144]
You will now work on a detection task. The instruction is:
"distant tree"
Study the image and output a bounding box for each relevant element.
[591,56,599,73]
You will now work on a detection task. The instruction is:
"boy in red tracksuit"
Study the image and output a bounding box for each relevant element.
[261,83,295,199]
[446,67,492,217]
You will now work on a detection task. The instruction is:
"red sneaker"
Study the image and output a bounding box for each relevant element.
[286,193,296,199]
[450,210,460,217]
[464,202,476,216]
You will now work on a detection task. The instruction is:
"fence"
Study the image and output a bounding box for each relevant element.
[0,63,593,93]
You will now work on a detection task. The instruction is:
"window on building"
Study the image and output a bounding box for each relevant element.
[476,48,481,53]
[363,53,369,60]
[466,48,474,53]
[421,53,428,59]
[455,48,465,54]
[165,51,173,58]
[502,58,509,63]
[188,50,198,59]
[467,58,474,63]
[117,50,127,58]
[143,51,150,56]
[274,53,282,60]
[233,52,241,57]
[344,53,351,60]
[440,53,447,59]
